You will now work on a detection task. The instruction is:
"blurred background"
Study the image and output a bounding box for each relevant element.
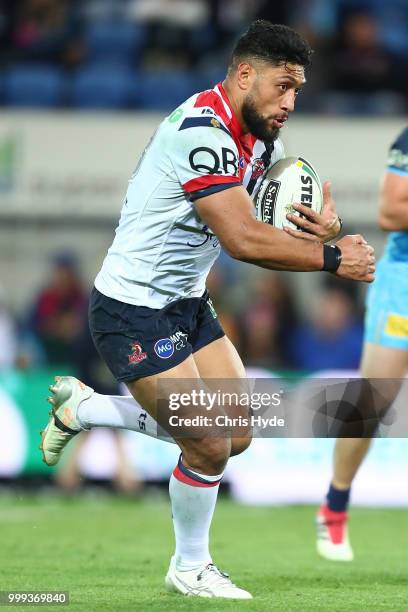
[0,0,407,505]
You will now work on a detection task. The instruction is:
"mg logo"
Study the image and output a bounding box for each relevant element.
[154,338,174,359]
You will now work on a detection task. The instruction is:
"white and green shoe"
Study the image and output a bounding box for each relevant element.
[165,556,252,599]
[39,376,93,466]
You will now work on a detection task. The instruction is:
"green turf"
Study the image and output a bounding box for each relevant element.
[0,493,407,611]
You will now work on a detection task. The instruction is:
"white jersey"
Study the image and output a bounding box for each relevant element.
[95,83,285,308]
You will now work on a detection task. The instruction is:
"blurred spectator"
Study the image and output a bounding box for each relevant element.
[29,252,87,367]
[288,283,364,371]
[1,2,407,112]
[239,273,298,370]
[12,0,84,68]
[74,321,119,395]
[336,0,408,58]
[0,284,18,369]
[324,11,406,114]
[0,0,18,64]
[54,430,143,496]
[255,0,295,26]
[131,0,208,28]
[206,267,241,348]
[130,0,210,67]
[79,0,132,23]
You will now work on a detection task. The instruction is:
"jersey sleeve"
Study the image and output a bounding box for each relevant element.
[171,116,241,201]
[387,127,408,176]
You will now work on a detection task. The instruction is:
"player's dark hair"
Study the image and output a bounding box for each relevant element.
[229,20,313,72]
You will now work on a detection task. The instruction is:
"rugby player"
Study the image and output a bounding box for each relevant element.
[315,127,408,561]
[40,21,375,598]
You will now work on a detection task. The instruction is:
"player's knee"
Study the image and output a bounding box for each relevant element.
[230,435,252,456]
[184,437,231,474]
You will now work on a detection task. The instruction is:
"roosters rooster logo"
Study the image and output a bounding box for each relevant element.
[251,158,266,180]
[128,342,147,365]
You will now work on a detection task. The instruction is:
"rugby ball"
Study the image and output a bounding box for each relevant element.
[254,156,323,230]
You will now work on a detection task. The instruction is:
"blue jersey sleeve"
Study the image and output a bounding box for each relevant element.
[387,127,408,175]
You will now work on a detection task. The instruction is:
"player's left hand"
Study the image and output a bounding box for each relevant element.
[283,181,342,243]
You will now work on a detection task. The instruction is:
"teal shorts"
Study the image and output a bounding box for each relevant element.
[364,257,408,350]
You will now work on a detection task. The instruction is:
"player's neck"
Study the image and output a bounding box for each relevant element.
[222,79,249,135]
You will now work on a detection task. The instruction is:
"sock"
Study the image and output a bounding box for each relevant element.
[326,483,351,512]
[169,454,223,571]
[77,392,174,444]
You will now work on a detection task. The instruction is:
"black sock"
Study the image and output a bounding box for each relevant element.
[326,483,350,512]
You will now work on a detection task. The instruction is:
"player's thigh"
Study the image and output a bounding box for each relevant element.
[126,354,200,418]
[364,258,408,359]
[362,258,408,404]
[194,336,252,454]
[193,335,246,378]
[193,336,249,414]
[360,342,408,414]
[126,356,231,463]
[361,342,408,378]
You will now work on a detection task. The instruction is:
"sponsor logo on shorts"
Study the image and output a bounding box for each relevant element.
[385,313,408,338]
[128,342,147,365]
[154,338,175,359]
[170,331,188,350]
[154,332,189,358]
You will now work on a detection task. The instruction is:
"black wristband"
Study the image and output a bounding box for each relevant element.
[323,244,342,272]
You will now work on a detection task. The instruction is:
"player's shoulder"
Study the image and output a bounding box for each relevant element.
[164,89,237,148]
[387,126,408,174]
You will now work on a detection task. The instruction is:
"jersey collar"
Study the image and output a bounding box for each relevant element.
[215,82,256,156]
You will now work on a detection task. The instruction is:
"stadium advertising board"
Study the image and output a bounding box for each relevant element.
[0,113,405,222]
[2,370,408,506]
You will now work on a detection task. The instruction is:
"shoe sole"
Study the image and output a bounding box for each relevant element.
[38,376,76,466]
[39,426,48,465]
[164,572,252,599]
[165,573,205,597]
[317,545,354,562]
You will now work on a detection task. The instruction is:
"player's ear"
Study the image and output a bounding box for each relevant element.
[236,62,254,91]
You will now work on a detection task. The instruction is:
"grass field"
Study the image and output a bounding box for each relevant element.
[0,492,407,611]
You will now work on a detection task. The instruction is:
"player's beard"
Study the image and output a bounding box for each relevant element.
[241,94,280,143]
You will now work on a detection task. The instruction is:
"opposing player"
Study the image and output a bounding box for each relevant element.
[315,127,408,561]
[40,21,375,597]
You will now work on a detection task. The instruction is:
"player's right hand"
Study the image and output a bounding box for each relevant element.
[334,234,376,282]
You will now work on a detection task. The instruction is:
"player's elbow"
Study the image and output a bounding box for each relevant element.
[222,237,248,261]
[378,210,401,232]
[221,225,257,261]
[378,212,394,231]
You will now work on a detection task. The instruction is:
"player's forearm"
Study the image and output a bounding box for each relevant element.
[228,221,324,271]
